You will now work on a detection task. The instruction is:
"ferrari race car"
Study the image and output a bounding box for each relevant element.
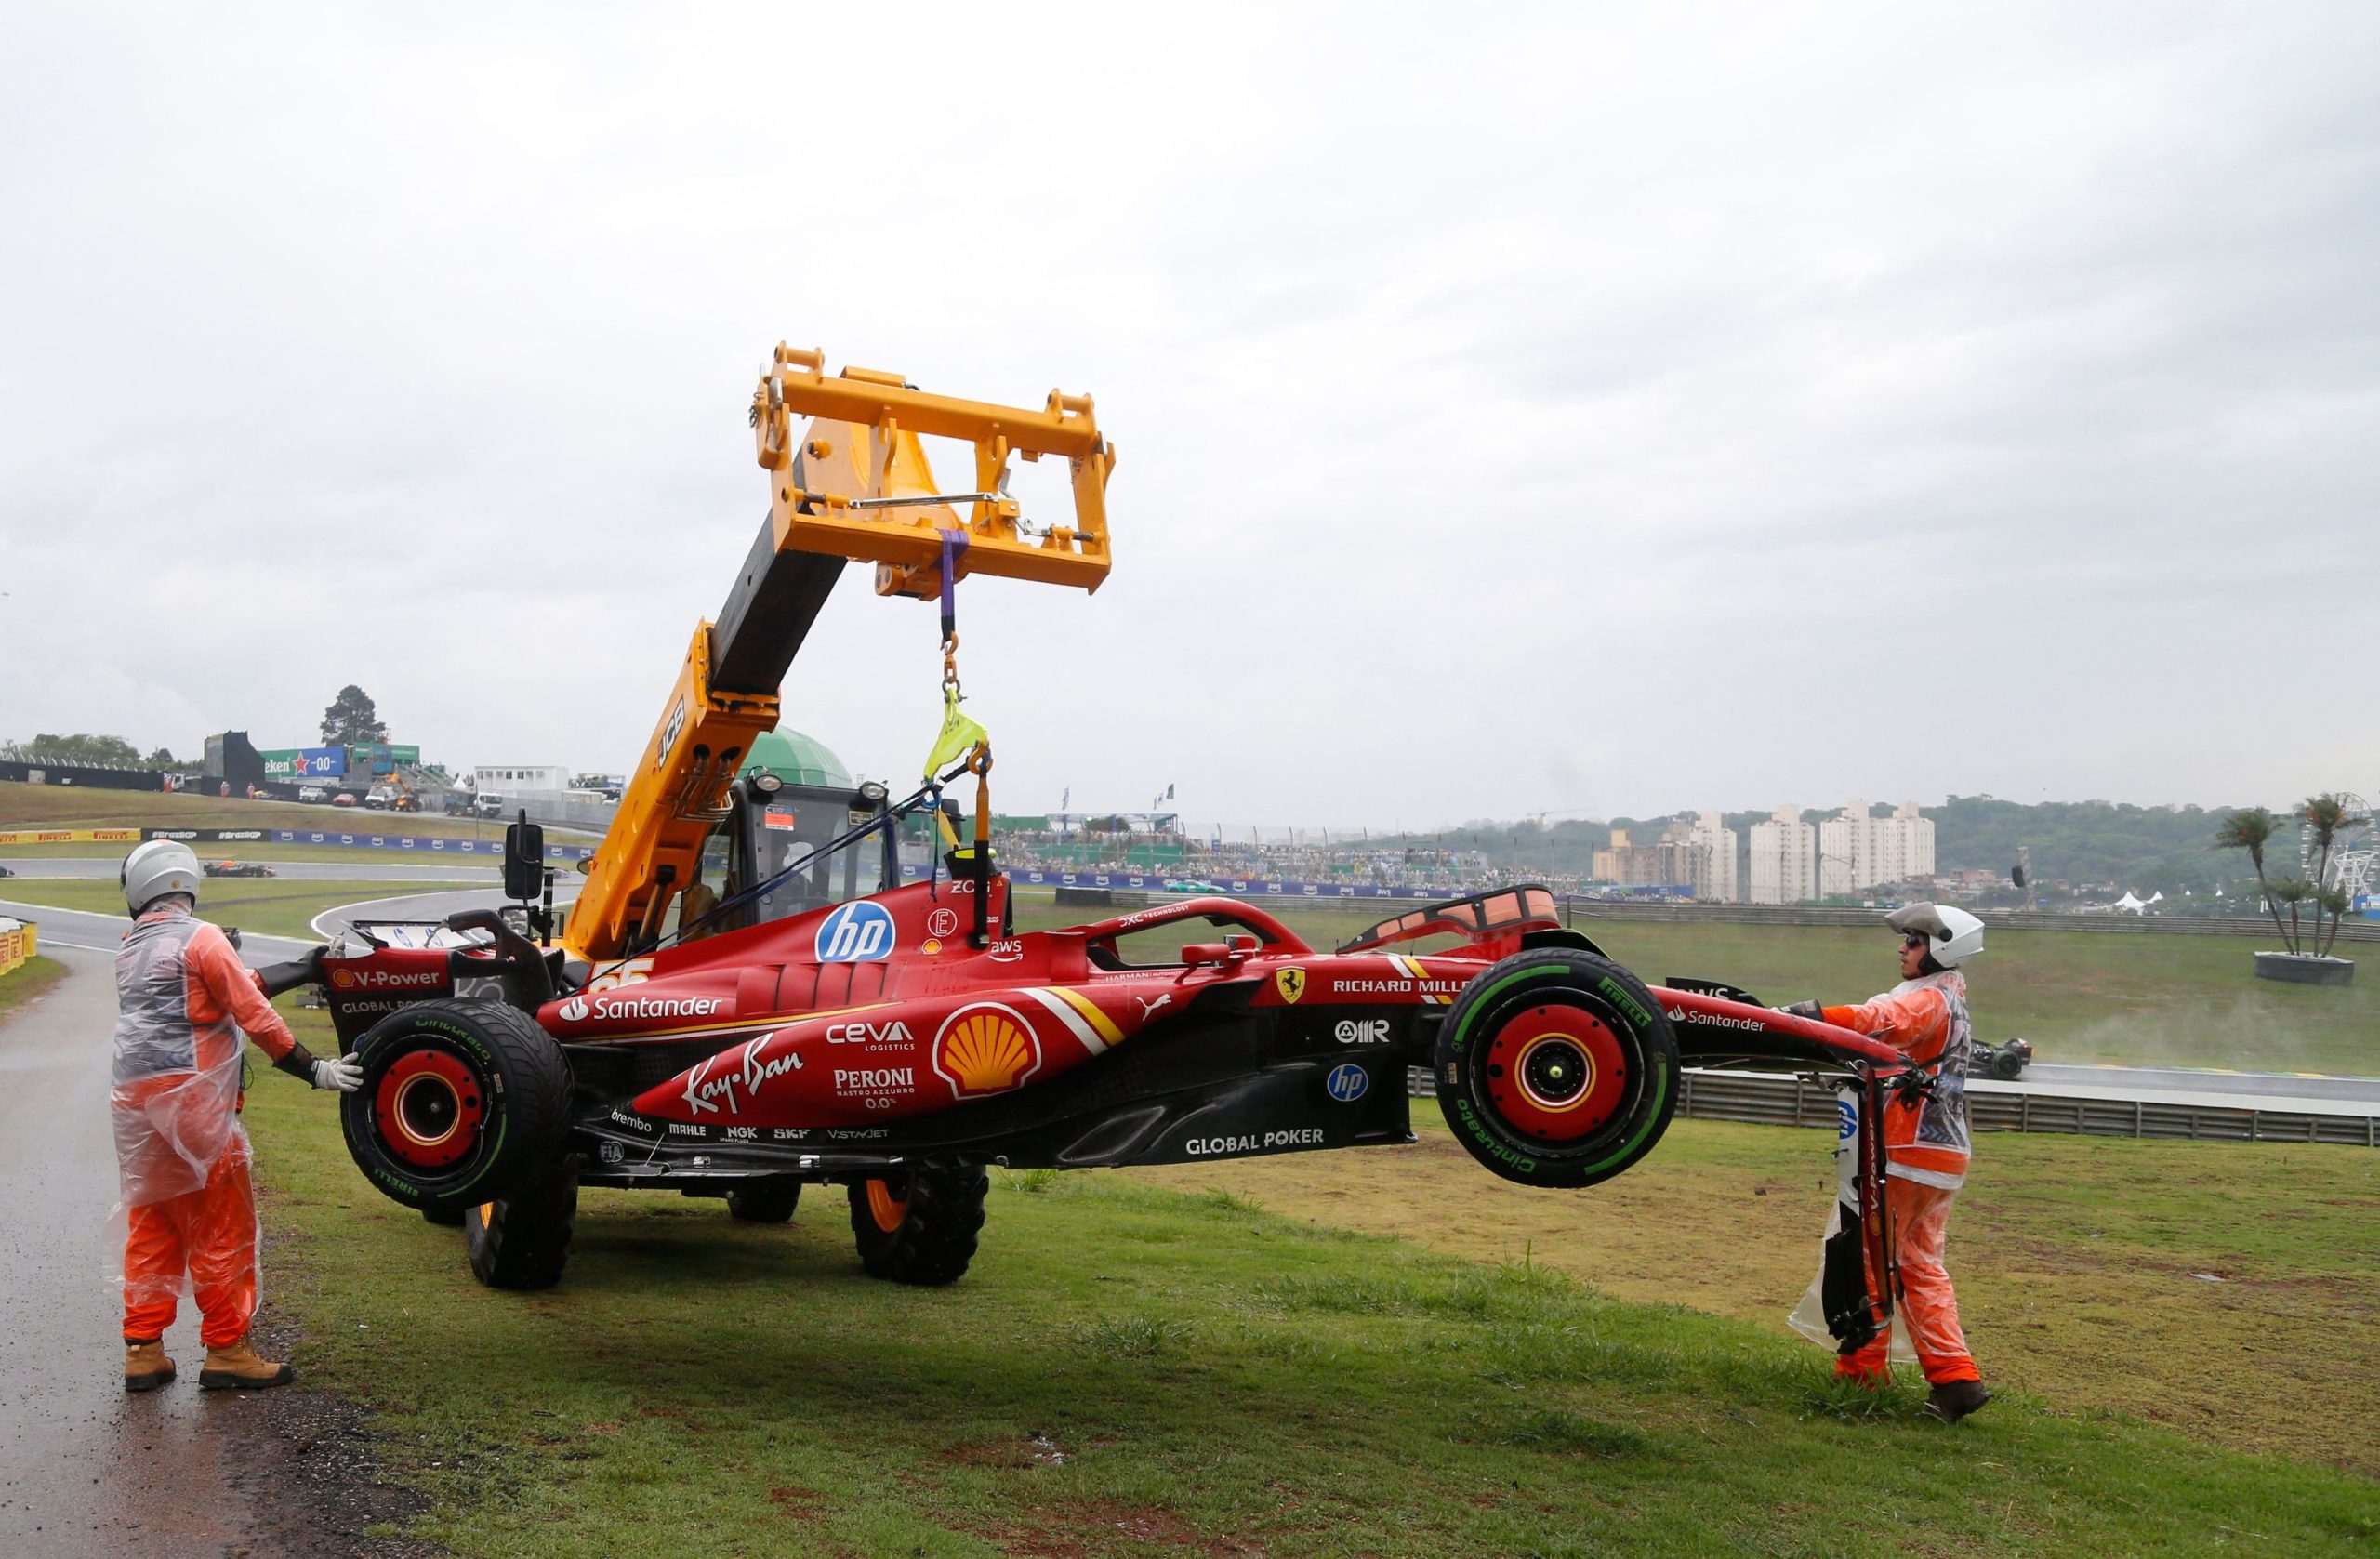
[203,860,277,879]
[256,780,1910,1292]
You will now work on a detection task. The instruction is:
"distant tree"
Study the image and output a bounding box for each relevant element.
[320,685,389,746]
[13,732,146,767]
[2213,808,2292,946]
[144,746,178,767]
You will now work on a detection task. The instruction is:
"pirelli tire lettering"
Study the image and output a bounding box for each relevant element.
[1434,948,1679,1190]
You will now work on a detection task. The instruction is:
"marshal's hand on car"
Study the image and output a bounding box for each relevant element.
[312,1053,364,1093]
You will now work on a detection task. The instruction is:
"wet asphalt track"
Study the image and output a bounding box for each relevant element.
[0,944,288,1554]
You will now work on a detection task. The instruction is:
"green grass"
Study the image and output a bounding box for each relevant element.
[235,997,2377,1559]
[0,878,482,939]
[0,955,64,1018]
[1134,1116,2380,1476]
[1010,892,2380,1076]
[0,778,597,842]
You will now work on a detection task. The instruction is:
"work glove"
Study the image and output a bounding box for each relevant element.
[1776,1000,1825,1022]
[312,1053,364,1093]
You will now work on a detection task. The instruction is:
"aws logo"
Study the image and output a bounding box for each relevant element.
[814,901,895,963]
[932,1003,1042,1098]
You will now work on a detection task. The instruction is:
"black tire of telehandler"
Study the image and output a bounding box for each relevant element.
[1434,947,1681,1190]
[464,1158,578,1290]
[847,1169,989,1286]
[726,1179,802,1224]
[338,998,574,1220]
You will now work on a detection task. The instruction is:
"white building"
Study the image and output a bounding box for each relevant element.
[1819,799,1937,892]
[1687,810,1739,903]
[470,764,571,798]
[1748,806,1817,905]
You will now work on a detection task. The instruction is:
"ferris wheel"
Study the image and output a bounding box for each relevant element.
[2310,793,2374,898]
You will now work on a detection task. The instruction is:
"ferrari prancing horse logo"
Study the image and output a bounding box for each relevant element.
[1275,968,1307,1004]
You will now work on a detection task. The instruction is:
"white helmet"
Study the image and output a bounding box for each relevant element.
[121,839,202,917]
[1886,901,1984,969]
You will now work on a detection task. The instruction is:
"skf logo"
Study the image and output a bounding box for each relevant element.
[814,901,895,963]
[932,1003,1041,1098]
[1275,968,1307,1005]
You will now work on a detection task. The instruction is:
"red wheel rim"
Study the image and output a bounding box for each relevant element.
[1482,1002,1627,1142]
[374,1050,486,1169]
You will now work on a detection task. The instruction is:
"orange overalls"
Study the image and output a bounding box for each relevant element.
[112,906,298,1348]
[1818,971,1981,1387]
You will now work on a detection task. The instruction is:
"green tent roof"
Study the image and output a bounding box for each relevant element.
[741,727,852,789]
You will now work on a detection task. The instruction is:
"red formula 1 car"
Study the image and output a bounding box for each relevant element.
[203,860,278,878]
[256,782,1909,1292]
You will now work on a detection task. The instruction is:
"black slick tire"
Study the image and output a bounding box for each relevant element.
[726,1179,802,1224]
[1435,948,1680,1190]
[847,1169,987,1286]
[421,1205,466,1227]
[464,1158,578,1290]
[338,999,573,1219]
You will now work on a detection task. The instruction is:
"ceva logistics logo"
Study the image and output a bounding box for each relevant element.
[814,901,896,963]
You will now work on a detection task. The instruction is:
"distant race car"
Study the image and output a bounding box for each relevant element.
[332,793,359,808]
[0,864,13,879]
[202,860,277,879]
[1965,1037,2032,1080]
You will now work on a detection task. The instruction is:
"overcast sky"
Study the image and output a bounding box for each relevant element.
[3,3,2373,831]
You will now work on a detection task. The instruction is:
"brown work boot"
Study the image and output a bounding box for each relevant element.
[198,1333,295,1391]
[1922,1378,1992,1424]
[123,1338,176,1394]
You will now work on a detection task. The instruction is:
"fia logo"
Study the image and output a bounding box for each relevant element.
[1274,968,1307,1005]
[814,900,895,963]
[1326,1063,1368,1103]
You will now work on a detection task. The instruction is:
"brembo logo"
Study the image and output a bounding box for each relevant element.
[558,993,724,1024]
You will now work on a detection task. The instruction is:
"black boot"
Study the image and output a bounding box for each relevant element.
[1923,1379,1991,1424]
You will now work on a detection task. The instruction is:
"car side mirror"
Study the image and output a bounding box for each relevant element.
[503,820,546,902]
[1223,933,1260,956]
[1179,942,1231,968]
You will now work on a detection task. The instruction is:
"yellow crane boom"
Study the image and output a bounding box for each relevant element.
[562,344,1116,962]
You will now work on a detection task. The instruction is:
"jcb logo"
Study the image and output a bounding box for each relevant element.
[1275,968,1307,1005]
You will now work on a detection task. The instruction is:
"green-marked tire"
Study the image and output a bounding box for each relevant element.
[338,999,573,1219]
[1435,949,1679,1189]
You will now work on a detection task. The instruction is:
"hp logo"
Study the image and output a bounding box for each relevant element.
[1326,1063,1368,1103]
[814,901,895,963]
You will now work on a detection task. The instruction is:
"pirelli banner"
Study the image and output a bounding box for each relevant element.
[0,827,143,846]
[0,918,35,980]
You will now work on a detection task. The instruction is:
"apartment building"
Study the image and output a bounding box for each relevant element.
[1748,806,1817,905]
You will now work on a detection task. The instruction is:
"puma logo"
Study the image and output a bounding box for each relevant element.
[1136,994,1172,1020]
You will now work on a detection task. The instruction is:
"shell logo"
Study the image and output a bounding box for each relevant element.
[932,1003,1042,1098]
[330,968,356,991]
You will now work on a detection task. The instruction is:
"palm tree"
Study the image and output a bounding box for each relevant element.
[2214,807,2293,946]
[2298,794,2351,957]
[2319,885,2353,958]
[2268,878,2311,956]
